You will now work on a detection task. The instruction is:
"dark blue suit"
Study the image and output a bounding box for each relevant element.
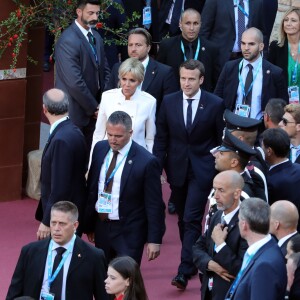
[267,160,300,231]
[85,140,165,264]
[36,119,87,234]
[215,58,289,114]
[226,238,287,300]
[6,237,108,300]
[153,90,225,276]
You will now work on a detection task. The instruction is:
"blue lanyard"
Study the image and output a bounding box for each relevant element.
[288,43,300,84]
[180,38,200,61]
[225,253,254,299]
[238,58,262,103]
[47,235,76,289]
[104,149,129,190]
[235,0,249,18]
[88,34,99,65]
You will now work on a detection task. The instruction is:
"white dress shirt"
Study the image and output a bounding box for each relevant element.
[278,232,298,247]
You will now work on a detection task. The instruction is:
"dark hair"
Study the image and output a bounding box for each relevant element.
[77,0,100,8]
[261,128,290,158]
[229,151,249,170]
[180,59,205,77]
[290,235,300,253]
[107,111,132,131]
[128,28,152,46]
[265,98,286,125]
[43,88,69,115]
[51,201,79,222]
[180,8,201,21]
[109,256,148,300]
[239,198,270,235]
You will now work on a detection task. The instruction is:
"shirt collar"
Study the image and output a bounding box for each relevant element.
[141,56,150,70]
[114,140,132,157]
[183,89,201,101]
[246,234,271,256]
[278,231,298,247]
[243,54,262,70]
[75,19,93,38]
[181,36,199,47]
[50,116,69,135]
[51,236,74,253]
[222,204,240,224]
[269,158,289,170]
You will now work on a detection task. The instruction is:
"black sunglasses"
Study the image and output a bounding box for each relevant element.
[281,117,296,126]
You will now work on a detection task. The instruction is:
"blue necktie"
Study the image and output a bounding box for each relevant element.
[186,99,194,131]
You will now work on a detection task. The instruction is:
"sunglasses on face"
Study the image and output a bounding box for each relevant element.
[281,117,296,126]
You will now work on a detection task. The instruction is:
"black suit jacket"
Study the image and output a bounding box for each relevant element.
[85,140,165,247]
[105,58,178,112]
[153,90,225,189]
[36,119,87,228]
[6,237,108,300]
[55,21,111,127]
[214,58,289,112]
[280,232,299,257]
[157,35,219,92]
[193,210,248,300]
[200,0,265,67]
[226,238,287,300]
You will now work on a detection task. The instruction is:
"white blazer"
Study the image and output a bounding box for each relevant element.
[90,88,156,163]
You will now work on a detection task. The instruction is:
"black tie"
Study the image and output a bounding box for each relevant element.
[244,64,253,106]
[186,99,194,131]
[186,43,194,60]
[50,247,66,299]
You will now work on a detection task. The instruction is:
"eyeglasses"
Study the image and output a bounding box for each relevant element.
[281,117,296,126]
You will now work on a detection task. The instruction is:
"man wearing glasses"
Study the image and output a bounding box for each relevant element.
[279,103,300,164]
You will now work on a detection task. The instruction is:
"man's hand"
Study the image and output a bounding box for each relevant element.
[147,243,160,261]
[211,223,228,246]
[207,260,235,282]
[37,223,51,240]
[87,232,95,243]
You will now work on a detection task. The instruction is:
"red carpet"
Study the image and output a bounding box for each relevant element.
[0,187,201,299]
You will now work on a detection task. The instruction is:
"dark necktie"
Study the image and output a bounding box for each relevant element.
[186,99,194,132]
[237,0,245,50]
[186,43,194,60]
[99,150,119,221]
[50,247,66,299]
[221,215,227,226]
[244,64,253,106]
[87,32,99,63]
[170,0,183,35]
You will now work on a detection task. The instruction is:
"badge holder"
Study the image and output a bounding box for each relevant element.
[288,86,300,104]
[95,191,113,213]
[41,292,55,300]
[235,104,250,117]
[143,6,151,28]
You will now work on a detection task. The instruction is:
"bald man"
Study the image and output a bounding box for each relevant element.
[193,170,248,300]
[270,200,299,257]
[215,27,288,120]
[35,88,88,240]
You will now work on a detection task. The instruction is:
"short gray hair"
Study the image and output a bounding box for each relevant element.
[43,88,69,115]
[118,58,144,83]
[51,201,79,223]
[239,198,270,234]
[107,111,132,131]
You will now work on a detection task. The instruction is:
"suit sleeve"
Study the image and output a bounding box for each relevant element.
[199,0,217,39]
[162,67,180,95]
[156,40,168,64]
[104,63,119,91]
[275,68,289,103]
[215,99,226,144]
[268,41,279,65]
[145,99,157,153]
[214,63,227,100]
[144,157,166,243]
[55,37,98,115]
[193,232,213,273]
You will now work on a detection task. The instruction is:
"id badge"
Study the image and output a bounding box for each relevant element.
[95,192,113,213]
[41,292,55,300]
[143,6,151,26]
[235,104,250,117]
[208,277,213,291]
[288,86,300,104]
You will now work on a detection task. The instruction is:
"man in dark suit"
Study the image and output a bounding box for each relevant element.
[36,89,87,240]
[269,200,299,257]
[153,59,225,289]
[85,111,165,265]
[105,27,178,113]
[55,0,110,151]
[157,8,219,92]
[7,201,108,300]
[215,27,288,121]
[261,128,300,231]
[264,98,286,129]
[200,0,265,67]
[193,170,248,300]
[225,198,287,300]
[279,104,300,164]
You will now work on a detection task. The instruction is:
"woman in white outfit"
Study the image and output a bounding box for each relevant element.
[89,58,156,163]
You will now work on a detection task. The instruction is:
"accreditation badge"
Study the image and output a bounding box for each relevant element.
[41,292,55,300]
[288,86,300,104]
[95,192,113,213]
[235,104,250,117]
[143,6,151,26]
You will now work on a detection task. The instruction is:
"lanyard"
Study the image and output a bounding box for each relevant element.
[104,149,129,190]
[180,38,200,61]
[235,0,249,18]
[288,43,300,85]
[47,235,76,289]
[225,253,254,299]
[238,58,262,103]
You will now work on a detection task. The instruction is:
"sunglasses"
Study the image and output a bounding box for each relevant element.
[281,117,296,126]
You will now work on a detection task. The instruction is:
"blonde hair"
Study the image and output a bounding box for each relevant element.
[118,58,144,83]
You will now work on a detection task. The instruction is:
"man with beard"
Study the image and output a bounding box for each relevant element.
[55,0,110,152]
[215,27,288,120]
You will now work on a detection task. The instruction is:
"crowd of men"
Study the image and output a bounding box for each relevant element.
[6,0,300,299]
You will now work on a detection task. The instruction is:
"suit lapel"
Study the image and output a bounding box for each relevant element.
[142,59,156,91]
[176,92,188,134]
[189,90,207,133]
[67,237,85,276]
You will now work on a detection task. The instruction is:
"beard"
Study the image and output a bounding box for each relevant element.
[81,16,97,29]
